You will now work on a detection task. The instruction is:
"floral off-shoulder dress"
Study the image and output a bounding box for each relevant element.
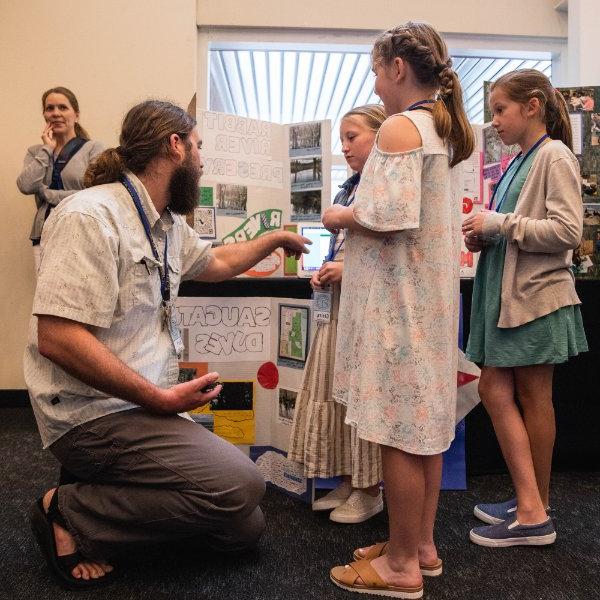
[332,110,461,455]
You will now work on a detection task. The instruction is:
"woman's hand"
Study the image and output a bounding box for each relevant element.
[41,123,56,150]
[462,212,487,237]
[317,261,343,286]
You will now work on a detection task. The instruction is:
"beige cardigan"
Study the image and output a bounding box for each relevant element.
[17,140,104,241]
[481,140,583,328]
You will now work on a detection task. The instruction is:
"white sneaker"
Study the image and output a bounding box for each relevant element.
[312,481,353,511]
[329,489,384,524]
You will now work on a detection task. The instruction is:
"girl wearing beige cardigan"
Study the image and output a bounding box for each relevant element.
[462,70,587,548]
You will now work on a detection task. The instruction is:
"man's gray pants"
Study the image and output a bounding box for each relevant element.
[49,408,266,560]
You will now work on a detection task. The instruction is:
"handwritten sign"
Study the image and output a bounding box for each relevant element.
[175,297,271,363]
[199,111,284,189]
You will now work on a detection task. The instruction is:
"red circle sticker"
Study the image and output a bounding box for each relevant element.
[257,362,279,389]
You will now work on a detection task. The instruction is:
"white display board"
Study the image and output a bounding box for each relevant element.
[194,110,331,278]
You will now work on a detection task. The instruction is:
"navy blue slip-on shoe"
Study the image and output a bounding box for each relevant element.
[474,498,553,525]
[474,498,517,524]
[469,514,556,547]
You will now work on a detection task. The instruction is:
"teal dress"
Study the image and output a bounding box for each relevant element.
[466,148,588,367]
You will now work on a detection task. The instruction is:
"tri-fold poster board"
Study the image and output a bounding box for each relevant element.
[187,110,331,277]
[175,110,490,500]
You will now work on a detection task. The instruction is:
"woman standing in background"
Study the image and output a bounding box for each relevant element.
[17,87,103,270]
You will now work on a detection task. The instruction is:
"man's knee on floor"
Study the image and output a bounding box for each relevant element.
[230,506,265,552]
[212,459,266,516]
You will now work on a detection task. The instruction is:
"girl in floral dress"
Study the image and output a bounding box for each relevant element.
[325,22,474,598]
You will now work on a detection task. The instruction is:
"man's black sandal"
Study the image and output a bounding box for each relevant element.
[28,489,115,590]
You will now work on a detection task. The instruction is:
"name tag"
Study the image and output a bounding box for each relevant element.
[313,289,332,323]
[164,302,184,358]
[168,314,184,358]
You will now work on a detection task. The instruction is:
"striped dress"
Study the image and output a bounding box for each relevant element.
[287,175,382,488]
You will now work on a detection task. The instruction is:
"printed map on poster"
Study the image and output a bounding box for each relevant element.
[277,304,309,368]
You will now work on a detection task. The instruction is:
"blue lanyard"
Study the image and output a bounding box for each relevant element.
[327,233,346,263]
[492,134,549,213]
[121,176,170,303]
[406,99,435,112]
[326,185,358,262]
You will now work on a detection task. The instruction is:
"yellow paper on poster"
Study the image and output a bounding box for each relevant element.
[212,410,255,445]
[188,380,255,445]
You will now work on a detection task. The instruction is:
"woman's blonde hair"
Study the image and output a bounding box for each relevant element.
[343,103,387,132]
[490,69,573,150]
[372,22,474,167]
[42,86,90,140]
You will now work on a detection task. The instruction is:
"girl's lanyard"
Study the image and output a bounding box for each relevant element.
[121,176,182,354]
[315,184,359,324]
[406,99,435,112]
[492,134,549,213]
[326,185,357,262]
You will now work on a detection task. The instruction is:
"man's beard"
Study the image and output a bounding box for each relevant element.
[168,154,200,215]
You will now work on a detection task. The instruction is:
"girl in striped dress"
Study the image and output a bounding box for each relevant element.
[288,104,386,524]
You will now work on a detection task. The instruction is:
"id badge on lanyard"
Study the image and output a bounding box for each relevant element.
[163,301,184,357]
[313,288,332,323]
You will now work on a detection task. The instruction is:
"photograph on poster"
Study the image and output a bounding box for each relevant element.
[290,157,322,190]
[178,367,196,383]
[574,231,600,278]
[582,173,599,198]
[177,362,208,382]
[483,126,502,165]
[216,183,248,216]
[210,381,254,411]
[483,126,518,167]
[289,122,321,157]
[278,304,309,368]
[573,203,600,278]
[278,388,298,423]
[193,207,217,239]
[290,190,321,222]
[560,88,595,112]
[199,186,214,206]
[584,203,600,224]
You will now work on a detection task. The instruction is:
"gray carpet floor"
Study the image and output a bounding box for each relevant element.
[0,406,598,600]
